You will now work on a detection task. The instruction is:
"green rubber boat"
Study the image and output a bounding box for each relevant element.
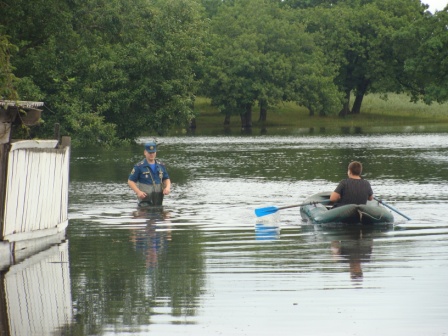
[300,192,394,226]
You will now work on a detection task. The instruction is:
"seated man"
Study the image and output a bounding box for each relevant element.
[330,161,373,207]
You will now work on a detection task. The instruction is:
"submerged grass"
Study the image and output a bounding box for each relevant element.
[192,94,448,130]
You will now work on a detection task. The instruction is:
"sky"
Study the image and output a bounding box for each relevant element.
[423,0,447,12]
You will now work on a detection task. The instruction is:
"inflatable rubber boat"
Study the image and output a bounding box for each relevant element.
[300,192,394,226]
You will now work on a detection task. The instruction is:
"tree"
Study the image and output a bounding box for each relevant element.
[1,0,207,146]
[203,0,341,128]
[88,0,207,138]
[0,32,18,100]
[300,0,427,116]
[400,8,448,104]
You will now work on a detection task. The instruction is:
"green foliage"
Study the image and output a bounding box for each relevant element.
[1,0,446,144]
[281,0,343,9]
[400,9,448,104]
[0,32,18,100]
[15,77,44,101]
[1,0,207,146]
[202,0,342,119]
[300,0,427,114]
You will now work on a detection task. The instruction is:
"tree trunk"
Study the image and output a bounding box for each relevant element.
[352,79,370,114]
[339,90,351,117]
[258,101,267,122]
[246,103,252,128]
[352,95,364,114]
[189,99,196,127]
[307,105,315,116]
[240,103,252,130]
[240,113,245,128]
[223,112,231,125]
[189,118,196,129]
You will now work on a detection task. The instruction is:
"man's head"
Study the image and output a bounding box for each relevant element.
[145,142,157,153]
[348,161,362,176]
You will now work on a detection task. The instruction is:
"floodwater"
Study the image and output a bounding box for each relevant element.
[6,127,448,335]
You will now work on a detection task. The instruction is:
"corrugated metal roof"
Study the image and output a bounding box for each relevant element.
[0,100,44,108]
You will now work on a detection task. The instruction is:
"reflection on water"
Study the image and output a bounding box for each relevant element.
[331,239,371,282]
[130,207,172,269]
[0,242,72,336]
[326,228,375,284]
[254,224,280,241]
[64,133,448,335]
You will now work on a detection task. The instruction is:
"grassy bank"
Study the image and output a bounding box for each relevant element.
[192,93,448,130]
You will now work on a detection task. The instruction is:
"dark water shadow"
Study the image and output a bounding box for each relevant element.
[306,225,393,285]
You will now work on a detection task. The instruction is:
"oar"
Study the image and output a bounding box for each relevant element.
[255,200,330,217]
[374,197,411,220]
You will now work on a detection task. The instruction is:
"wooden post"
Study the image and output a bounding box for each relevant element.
[0,273,9,335]
[54,123,60,146]
[0,122,12,238]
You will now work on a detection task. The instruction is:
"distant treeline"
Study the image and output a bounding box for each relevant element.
[0,0,447,146]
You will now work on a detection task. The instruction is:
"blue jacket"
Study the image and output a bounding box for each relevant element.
[128,159,169,185]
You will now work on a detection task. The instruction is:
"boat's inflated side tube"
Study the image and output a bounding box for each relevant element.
[313,204,360,224]
[300,203,328,222]
[358,204,394,224]
[300,191,394,226]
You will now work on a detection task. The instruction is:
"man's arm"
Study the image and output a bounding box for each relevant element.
[163,179,171,195]
[330,191,340,203]
[128,180,147,199]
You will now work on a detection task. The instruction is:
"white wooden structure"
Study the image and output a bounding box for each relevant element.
[2,241,72,335]
[0,100,70,269]
[2,139,70,242]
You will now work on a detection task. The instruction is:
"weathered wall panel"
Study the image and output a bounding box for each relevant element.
[2,140,70,240]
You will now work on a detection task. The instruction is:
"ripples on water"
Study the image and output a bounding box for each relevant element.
[67,134,448,335]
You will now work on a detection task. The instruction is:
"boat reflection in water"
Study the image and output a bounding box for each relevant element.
[0,240,72,335]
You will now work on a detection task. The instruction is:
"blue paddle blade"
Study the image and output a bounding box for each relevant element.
[254,206,279,217]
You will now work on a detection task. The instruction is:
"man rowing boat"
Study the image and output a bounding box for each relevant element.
[330,161,373,207]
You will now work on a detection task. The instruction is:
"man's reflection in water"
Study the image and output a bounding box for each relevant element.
[330,231,374,284]
[130,206,172,269]
[331,240,373,281]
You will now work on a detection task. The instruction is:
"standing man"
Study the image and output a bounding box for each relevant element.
[330,161,373,207]
[128,142,171,206]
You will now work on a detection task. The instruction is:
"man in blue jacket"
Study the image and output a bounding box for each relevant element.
[128,142,171,206]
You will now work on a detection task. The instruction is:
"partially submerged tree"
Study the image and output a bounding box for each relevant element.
[203,0,342,128]
[301,0,427,116]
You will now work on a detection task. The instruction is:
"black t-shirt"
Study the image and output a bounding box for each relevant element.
[334,178,373,206]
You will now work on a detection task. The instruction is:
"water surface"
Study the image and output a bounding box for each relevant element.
[66,132,448,335]
[5,131,448,335]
